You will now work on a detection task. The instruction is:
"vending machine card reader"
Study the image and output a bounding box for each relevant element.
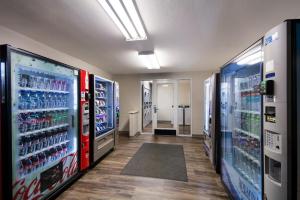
[80,70,90,170]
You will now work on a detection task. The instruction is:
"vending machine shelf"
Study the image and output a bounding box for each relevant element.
[234,146,260,165]
[234,128,260,140]
[18,107,69,114]
[18,87,70,94]
[235,109,260,115]
[18,140,70,161]
[19,123,69,136]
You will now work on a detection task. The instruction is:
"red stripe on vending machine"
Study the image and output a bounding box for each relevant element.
[80,70,90,170]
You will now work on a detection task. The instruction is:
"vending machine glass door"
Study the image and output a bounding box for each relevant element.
[10,50,79,200]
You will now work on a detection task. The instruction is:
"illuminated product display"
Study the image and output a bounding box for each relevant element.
[220,41,263,200]
[89,75,115,165]
[0,45,80,200]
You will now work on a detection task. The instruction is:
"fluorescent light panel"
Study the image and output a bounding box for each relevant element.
[123,0,146,39]
[98,0,147,41]
[98,0,130,40]
[236,45,263,66]
[139,52,160,69]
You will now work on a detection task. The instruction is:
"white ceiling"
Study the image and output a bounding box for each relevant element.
[0,0,299,75]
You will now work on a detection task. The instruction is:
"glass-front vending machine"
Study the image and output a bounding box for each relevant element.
[262,19,300,200]
[89,75,115,165]
[220,40,264,200]
[0,45,80,200]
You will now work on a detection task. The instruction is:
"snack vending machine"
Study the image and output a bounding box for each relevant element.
[203,73,220,173]
[220,40,264,200]
[79,70,90,171]
[114,82,120,146]
[0,45,80,200]
[89,75,115,165]
[262,19,300,200]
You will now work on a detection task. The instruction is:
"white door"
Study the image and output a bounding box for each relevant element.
[152,80,178,132]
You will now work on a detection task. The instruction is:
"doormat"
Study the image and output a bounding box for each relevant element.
[121,143,188,182]
[154,129,176,135]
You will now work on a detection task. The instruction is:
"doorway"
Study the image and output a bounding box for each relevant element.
[140,79,192,136]
[152,79,177,135]
[156,83,174,128]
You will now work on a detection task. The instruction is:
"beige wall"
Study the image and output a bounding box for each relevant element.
[178,79,191,106]
[0,26,111,79]
[113,71,214,135]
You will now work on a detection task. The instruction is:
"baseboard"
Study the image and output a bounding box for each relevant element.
[192,134,204,139]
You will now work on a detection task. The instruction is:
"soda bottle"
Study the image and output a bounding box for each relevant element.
[56,146,63,158]
[38,152,46,167]
[18,160,25,177]
[46,131,53,146]
[50,148,57,161]
[62,143,68,156]
[19,136,27,156]
[30,155,39,171]
[44,150,51,164]
[40,132,47,149]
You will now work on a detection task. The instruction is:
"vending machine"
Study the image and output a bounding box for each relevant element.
[89,75,115,165]
[203,73,220,173]
[114,82,120,146]
[0,45,80,200]
[220,40,264,200]
[79,70,90,171]
[262,19,300,200]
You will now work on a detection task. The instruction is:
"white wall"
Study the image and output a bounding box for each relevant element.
[113,71,214,135]
[178,79,191,106]
[0,26,111,79]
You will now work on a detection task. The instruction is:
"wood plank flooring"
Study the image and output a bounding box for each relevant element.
[57,134,229,200]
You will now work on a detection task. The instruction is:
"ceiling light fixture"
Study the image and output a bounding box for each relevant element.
[97,0,147,41]
[138,51,160,69]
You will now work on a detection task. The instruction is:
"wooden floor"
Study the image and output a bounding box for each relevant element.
[58,134,228,200]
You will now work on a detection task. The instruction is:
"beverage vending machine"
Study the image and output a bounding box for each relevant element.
[114,82,120,146]
[79,70,90,171]
[220,40,264,200]
[262,19,300,200]
[0,45,80,200]
[89,75,115,165]
[203,73,220,173]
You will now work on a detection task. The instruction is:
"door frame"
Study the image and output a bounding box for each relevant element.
[139,78,193,137]
[152,79,178,132]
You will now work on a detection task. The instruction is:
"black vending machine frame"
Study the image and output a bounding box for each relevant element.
[214,73,221,174]
[89,74,96,166]
[286,19,300,200]
[0,44,81,200]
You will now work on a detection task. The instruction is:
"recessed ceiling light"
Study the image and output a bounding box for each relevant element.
[138,51,160,69]
[97,0,147,41]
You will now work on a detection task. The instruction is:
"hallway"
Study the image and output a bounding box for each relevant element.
[58,135,228,200]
